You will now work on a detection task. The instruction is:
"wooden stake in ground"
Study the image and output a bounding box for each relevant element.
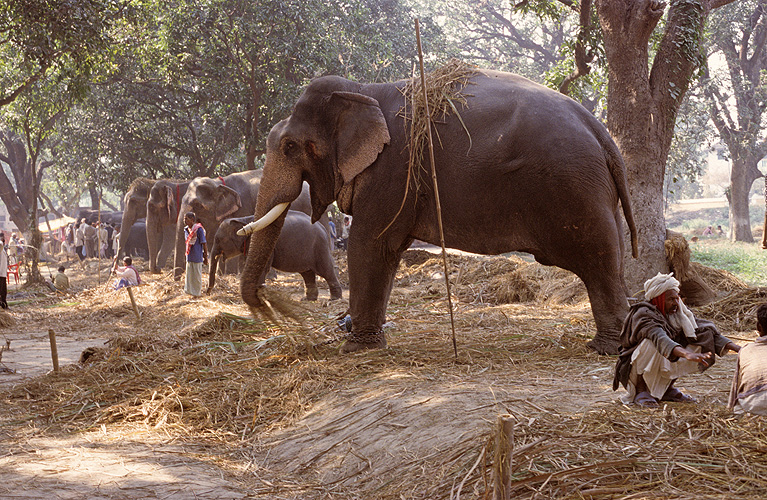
[415,18,458,358]
[127,287,141,319]
[493,414,514,500]
[48,328,59,372]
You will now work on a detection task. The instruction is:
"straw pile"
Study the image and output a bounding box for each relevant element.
[397,249,588,306]
[399,59,478,188]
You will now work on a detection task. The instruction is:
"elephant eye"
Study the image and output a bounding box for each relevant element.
[282,139,298,156]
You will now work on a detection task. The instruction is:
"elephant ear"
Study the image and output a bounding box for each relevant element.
[330,91,390,184]
[215,185,242,220]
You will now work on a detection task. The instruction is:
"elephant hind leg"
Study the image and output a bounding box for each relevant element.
[300,271,319,301]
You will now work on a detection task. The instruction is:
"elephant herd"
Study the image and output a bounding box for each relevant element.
[116,65,640,355]
[116,170,340,301]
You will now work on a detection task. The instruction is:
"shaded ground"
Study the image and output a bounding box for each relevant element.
[0,249,764,499]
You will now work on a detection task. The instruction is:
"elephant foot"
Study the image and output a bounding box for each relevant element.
[586,338,620,355]
[329,287,343,300]
[305,286,319,301]
[340,331,387,353]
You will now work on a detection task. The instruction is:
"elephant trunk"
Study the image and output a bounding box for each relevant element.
[116,211,138,262]
[240,211,288,311]
[206,241,224,293]
[173,204,190,280]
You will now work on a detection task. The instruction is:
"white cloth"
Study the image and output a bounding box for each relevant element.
[0,246,7,278]
[733,392,767,416]
[644,272,680,300]
[114,266,138,287]
[620,338,702,403]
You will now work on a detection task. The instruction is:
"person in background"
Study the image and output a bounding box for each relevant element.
[0,233,8,309]
[613,272,740,407]
[75,222,86,262]
[183,212,208,297]
[111,256,141,289]
[728,303,767,415]
[112,225,121,259]
[53,266,70,293]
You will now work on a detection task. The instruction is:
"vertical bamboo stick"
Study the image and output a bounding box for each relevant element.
[493,414,514,500]
[48,328,59,372]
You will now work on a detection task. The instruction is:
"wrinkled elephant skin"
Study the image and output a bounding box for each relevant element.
[240,70,639,355]
[207,211,342,301]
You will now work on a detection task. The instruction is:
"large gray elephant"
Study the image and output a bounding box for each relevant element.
[116,178,154,262]
[172,170,330,279]
[207,211,342,301]
[238,66,638,355]
[145,179,190,273]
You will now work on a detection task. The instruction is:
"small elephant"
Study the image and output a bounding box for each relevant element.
[208,211,342,301]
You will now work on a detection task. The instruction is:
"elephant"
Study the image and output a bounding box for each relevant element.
[116,178,155,262]
[122,220,149,259]
[207,211,342,301]
[238,66,638,355]
[172,170,331,280]
[145,179,191,273]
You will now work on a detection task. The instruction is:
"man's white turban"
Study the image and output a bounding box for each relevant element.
[644,272,680,301]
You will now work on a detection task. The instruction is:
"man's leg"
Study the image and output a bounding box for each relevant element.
[634,374,659,407]
[0,276,7,309]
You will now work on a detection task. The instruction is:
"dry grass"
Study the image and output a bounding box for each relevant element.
[1,250,766,498]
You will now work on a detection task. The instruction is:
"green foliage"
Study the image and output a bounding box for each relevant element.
[691,240,767,286]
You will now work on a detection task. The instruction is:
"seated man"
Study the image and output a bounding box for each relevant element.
[613,272,740,407]
[111,256,141,289]
[728,303,767,415]
[53,266,70,293]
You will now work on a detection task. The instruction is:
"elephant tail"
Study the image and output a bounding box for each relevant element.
[598,129,638,259]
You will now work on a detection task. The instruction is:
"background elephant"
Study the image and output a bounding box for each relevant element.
[122,220,149,259]
[239,66,638,355]
[207,211,342,301]
[116,178,155,262]
[172,171,262,279]
[173,170,331,279]
[145,179,190,273]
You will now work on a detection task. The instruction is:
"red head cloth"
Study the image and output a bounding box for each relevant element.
[650,292,667,317]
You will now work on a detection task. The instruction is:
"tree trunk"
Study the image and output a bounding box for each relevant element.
[88,182,100,210]
[728,156,760,243]
[761,176,767,249]
[598,0,712,297]
[245,86,262,171]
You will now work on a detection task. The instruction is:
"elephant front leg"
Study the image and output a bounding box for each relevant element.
[341,237,404,353]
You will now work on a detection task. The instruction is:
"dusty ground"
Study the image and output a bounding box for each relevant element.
[0,249,764,499]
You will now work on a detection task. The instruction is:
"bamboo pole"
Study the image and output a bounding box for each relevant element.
[127,287,140,319]
[48,328,59,372]
[493,414,514,500]
[415,18,458,359]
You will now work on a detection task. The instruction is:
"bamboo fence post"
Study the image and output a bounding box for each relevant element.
[493,414,514,500]
[48,328,59,372]
[127,287,141,319]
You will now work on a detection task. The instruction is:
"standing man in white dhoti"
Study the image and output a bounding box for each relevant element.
[613,272,740,407]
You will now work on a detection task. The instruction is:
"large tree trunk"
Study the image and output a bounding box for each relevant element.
[598,0,712,298]
[728,156,760,243]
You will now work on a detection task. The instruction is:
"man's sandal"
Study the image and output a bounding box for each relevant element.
[634,391,659,408]
[661,387,697,403]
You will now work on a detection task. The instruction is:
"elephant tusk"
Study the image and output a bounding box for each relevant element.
[237,202,289,236]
